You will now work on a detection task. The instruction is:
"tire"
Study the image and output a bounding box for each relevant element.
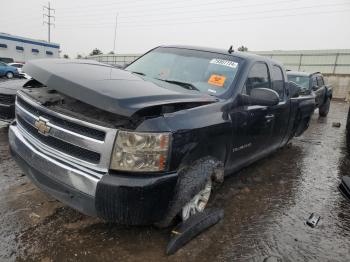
[181,179,212,221]
[155,158,224,228]
[6,72,14,79]
[319,97,331,117]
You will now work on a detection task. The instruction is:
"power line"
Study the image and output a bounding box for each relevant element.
[54,0,315,20]
[55,8,350,30]
[55,2,350,27]
[43,1,55,42]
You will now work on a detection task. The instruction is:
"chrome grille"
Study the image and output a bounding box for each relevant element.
[15,91,117,172]
[17,96,106,140]
[17,115,101,163]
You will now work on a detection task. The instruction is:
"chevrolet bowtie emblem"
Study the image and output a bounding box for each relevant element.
[34,118,51,135]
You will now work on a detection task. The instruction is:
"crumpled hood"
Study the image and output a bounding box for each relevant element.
[0,79,28,95]
[23,59,217,117]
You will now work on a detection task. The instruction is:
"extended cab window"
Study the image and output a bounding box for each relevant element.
[243,62,270,95]
[125,47,241,96]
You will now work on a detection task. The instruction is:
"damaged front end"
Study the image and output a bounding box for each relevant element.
[9,58,219,225]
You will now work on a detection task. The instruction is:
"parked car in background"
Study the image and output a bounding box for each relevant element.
[287,71,332,116]
[7,63,31,79]
[8,63,24,74]
[9,46,315,227]
[0,57,14,64]
[0,61,19,79]
[0,79,42,121]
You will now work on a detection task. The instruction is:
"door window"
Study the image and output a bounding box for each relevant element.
[317,76,324,86]
[272,65,285,100]
[243,62,271,95]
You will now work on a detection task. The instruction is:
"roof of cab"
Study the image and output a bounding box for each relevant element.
[286,71,310,77]
[159,45,282,65]
[286,70,323,77]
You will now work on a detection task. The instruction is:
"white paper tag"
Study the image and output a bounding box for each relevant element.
[210,59,238,69]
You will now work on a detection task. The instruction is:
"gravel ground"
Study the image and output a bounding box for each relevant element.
[0,101,349,262]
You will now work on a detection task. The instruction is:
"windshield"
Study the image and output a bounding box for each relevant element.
[287,74,310,89]
[125,47,242,96]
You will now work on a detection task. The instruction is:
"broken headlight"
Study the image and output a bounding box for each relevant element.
[110,131,171,172]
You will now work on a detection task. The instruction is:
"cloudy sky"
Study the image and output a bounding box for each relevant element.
[1,0,349,57]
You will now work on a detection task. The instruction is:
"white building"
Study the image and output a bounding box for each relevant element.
[0,32,60,63]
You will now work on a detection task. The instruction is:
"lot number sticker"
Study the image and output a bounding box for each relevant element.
[210,59,238,69]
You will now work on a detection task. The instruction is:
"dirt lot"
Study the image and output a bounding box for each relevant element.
[0,102,350,262]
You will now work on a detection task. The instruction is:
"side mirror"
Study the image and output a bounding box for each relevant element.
[239,88,280,107]
[288,81,302,97]
[312,85,318,91]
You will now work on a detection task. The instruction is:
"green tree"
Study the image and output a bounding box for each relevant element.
[63,54,69,59]
[238,46,248,52]
[90,48,103,56]
[76,54,82,59]
[108,51,115,55]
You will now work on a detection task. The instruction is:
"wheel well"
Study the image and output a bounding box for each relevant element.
[155,157,224,228]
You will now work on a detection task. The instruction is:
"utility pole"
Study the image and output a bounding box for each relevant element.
[43,2,55,42]
[113,14,118,54]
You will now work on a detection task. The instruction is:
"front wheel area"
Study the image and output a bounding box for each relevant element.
[319,97,331,117]
[155,158,224,228]
[181,179,212,221]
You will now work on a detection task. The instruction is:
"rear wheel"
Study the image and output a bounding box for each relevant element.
[6,72,14,79]
[319,97,331,117]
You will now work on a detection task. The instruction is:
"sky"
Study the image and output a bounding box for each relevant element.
[1,0,350,57]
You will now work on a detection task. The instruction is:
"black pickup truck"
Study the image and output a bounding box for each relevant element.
[9,46,315,227]
[287,71,332,117]
[0,79,41,122]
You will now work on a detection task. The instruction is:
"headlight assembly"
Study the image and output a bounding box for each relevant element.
[110,131,171,172]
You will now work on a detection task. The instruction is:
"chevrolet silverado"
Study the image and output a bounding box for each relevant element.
[9,46,315,227]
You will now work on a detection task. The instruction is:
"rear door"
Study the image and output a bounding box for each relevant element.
[265,64,290,148]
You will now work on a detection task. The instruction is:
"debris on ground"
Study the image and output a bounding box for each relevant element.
[306,213,321,228]
[29,213,41,219]
[332,122,341,128]
[166,209,224,255]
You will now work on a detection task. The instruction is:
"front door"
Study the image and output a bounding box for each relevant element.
[227,62,275,171]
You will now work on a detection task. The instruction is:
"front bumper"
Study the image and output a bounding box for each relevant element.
[9,123,178,225]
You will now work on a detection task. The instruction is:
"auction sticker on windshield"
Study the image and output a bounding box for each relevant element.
[210,59,238,69]
[208,74,226,87]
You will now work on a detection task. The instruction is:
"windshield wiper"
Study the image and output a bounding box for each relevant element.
[156,79,199,91]
[131,71,146,76]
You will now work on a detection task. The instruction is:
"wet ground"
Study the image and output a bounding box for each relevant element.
[0,102,350,262]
